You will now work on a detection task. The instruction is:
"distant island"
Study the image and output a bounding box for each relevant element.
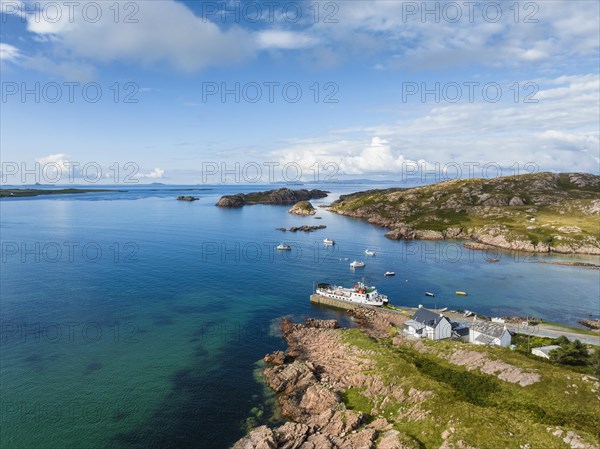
[216,188,328,208]
[327,172,600,255]
[0,188,120,198]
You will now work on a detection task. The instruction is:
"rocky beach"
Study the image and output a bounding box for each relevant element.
[234,307,600,449]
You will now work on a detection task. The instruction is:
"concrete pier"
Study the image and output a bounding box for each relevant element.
[310,294,364,311]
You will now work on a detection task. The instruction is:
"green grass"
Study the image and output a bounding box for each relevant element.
[339,329,600,448]
[330,173,600,252]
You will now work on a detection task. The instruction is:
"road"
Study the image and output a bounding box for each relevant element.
[391,306,600,346]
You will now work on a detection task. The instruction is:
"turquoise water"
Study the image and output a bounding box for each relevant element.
[1,185,599,449]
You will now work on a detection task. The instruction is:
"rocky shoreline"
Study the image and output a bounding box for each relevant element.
[325,208,600,255]
[233,315,407,449]
[326,173,600,255]
[233,309,600,449]
[216,188,328,208]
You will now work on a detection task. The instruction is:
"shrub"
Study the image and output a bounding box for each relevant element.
[549,339,590,366]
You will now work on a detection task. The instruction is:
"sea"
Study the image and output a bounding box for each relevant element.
[1,183,599,449]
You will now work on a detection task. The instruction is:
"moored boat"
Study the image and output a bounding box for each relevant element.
[350,260,366,268]
[323,238,335,245]
[276,243,292,250]
[425,292,435,297]
[384,271,395,276]
[456,291,468,296]
[315,281,389,306]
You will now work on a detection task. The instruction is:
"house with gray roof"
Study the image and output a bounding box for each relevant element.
[468,321,512,347]
[531,345,560,359]
[404,306,452,340]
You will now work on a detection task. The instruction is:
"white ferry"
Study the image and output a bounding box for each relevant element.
[315,281,389,306]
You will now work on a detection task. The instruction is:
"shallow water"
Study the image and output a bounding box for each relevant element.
[1,184,598,448]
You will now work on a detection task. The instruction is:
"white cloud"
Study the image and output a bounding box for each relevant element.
[256,30,317,50]
[135,168,165,179]
[19,0,254,72]
[0,43,20,62]
[270,74,600,175]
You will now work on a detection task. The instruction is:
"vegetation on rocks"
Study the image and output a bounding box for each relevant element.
[288,200,317,215]
[328,172,600,254]
[235,311,600,449]
[216,188,328,207]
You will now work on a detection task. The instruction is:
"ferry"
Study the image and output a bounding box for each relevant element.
[315,281,389,306]
[350,260,366,268]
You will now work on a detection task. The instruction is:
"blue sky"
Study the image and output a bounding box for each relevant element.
[1,0,599,184]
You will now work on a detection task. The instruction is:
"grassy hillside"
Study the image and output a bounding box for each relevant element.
[329,173,600,254]
[341,329,600,448]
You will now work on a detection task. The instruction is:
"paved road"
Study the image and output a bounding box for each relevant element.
[392,306,600,346]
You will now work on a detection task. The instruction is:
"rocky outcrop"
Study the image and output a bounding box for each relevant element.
[288,201,316,216]
[215,194,245,207]
[329,173,600,255]
[216,188,328,208]
[176,196,199,201]
[233,316,422,449]
[233,317,397,448]
[578,319,600,330]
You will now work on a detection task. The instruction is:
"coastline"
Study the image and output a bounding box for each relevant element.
[233,310,600,449]
[325,207,600,256]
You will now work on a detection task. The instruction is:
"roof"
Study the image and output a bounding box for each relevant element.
[474,334,495,345]
[405,319,425,330]
[470,321,508,339]
[453,327,469,337]
[412,307,446,327]
[532,345,560,356]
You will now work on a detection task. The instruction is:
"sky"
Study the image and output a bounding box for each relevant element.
[0,0,599,184]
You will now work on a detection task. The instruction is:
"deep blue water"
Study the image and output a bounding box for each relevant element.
[1,184,599,449]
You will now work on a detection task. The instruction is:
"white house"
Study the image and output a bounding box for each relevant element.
[468,321,512,347]
[531,345,560,359]
[404,306,452,340]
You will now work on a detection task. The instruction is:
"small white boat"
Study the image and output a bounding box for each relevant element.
[464,310,474,317]
[438,307,448,312]
[425,292,435,297]
[365,249,376,256]
[384,271,395,276]
[276,243,292,251]
[350,260,366,268]
[323,238,335,245]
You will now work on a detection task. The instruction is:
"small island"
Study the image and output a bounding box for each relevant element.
[328,172,600,255]
[277,225,327,233]
[0,188,119,198]
[288,201,316,216]
[216,188,328,208]
[176,196,199,202]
